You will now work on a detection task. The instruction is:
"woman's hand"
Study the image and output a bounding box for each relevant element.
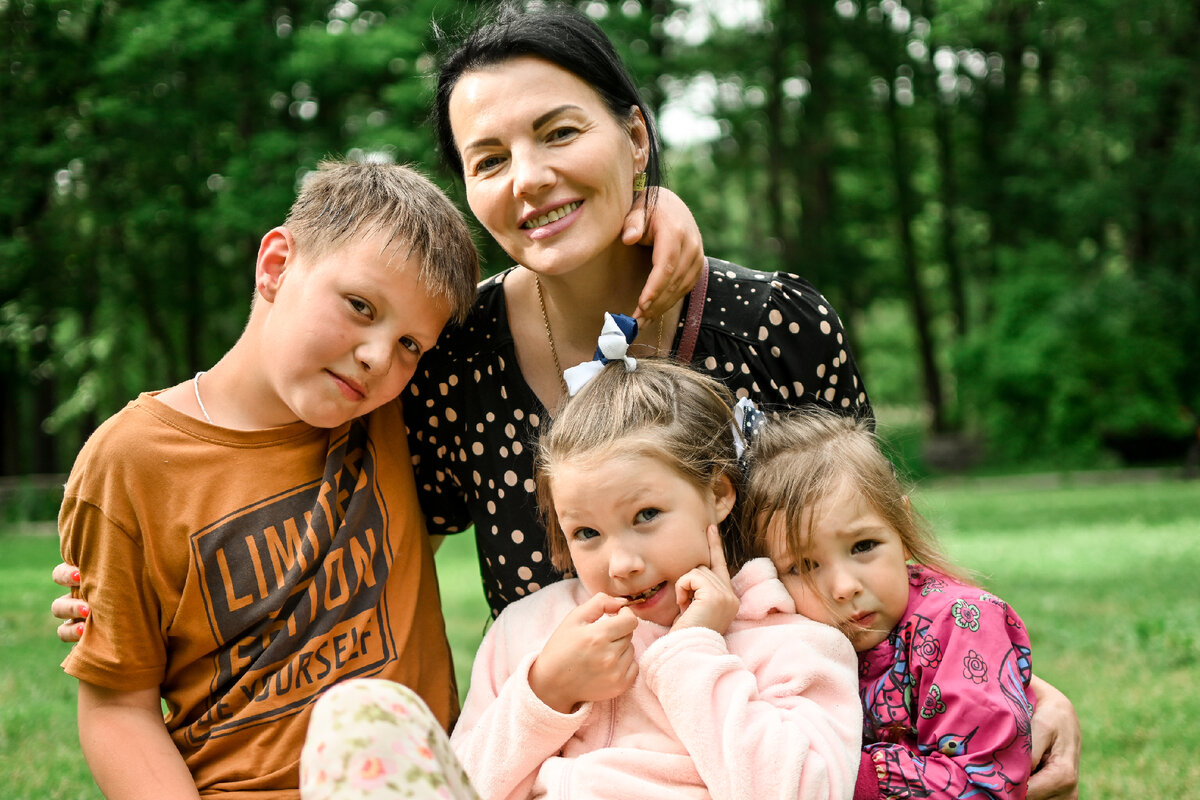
[1027,674,1082,800]
[671,525,739,635]
[528,592,639,714]
[623,187,704,322]
[51,561,87,642]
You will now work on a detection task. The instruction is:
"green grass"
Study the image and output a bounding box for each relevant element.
[3,476,1199,798]
[918,478,1200,797]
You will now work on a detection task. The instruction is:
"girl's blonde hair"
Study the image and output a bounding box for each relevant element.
[741,408,966,582]
[535,358,745,573]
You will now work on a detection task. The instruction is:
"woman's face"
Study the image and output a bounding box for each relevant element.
[447,56,649,278]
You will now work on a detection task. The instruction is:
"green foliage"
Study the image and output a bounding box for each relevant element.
[955,252,1196,463]
[4,0,1200,473]
[920,477,1200,797]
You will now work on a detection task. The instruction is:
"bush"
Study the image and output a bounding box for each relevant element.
[955,258,1196,465]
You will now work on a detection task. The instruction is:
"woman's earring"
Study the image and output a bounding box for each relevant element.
[633,171,647,192]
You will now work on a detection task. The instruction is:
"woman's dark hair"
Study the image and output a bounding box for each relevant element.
[433,1,662,190]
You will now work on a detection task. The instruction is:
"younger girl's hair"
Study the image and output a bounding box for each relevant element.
[741,408,966,582]
[535,359,744,573]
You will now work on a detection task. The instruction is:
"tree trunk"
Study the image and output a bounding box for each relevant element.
[885,85,946,432]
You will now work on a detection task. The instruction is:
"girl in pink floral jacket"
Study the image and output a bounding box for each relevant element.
[742,409,1036,800]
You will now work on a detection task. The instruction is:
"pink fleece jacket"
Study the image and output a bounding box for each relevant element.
[450,558,862,800]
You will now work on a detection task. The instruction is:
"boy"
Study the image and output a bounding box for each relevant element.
[58,159,479,798]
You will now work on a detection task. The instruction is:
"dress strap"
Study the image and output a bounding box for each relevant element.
[675,259,710,364]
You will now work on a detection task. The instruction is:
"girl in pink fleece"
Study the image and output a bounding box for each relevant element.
[299,327,862,800]
[449,353,861,800]
[741,409,1036,800]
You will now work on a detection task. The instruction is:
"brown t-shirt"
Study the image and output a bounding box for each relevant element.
[61,393,457,798]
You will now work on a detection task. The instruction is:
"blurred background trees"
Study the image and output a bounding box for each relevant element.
[3,0,1198,479]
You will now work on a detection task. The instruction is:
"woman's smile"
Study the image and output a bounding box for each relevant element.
[521,200,582,231]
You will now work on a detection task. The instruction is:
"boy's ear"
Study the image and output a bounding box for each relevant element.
[255,227,295,303]
[711,473,737,523]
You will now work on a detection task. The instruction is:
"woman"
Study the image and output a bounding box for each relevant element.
[406,1,868,619]
[405,7,1079,798]
[53,3,1079,796]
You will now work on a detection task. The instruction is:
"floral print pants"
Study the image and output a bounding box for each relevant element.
[301,679,481,800]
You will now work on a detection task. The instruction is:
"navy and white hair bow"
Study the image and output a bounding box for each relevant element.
[563,312,640,396]
[731,397,766,461]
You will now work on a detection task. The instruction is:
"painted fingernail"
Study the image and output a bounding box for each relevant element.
[79,605,90,618]
[76,623,85,636]
[72,570,81,583]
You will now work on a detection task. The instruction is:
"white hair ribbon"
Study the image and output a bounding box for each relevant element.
[731,397,766,460]
[563,312,639,396]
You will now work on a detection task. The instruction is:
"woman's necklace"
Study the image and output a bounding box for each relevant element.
[534,276,570,397]
[534,275,664,399]
[192,371,214,424]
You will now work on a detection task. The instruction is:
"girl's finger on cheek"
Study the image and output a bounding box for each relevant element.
[706,525,729,577]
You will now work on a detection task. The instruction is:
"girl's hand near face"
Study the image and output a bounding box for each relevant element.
[671,525,739,635]
[623,188,705,322]
[528,592,639,714]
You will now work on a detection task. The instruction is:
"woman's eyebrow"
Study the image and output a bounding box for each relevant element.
[533,104,583,129]
[461,104,585,154]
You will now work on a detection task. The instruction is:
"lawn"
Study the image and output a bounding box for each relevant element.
[2,475,1198,798]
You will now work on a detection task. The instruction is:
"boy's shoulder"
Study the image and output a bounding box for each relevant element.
[73,393,176,462]
[66,391,339,489]
[64,392,211,497]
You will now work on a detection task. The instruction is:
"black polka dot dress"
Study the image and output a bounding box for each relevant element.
[402,257,872,617]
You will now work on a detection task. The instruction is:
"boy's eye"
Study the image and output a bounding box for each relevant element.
[400,336,421,355]
[348,297,373,317]
[634,508,660,524]
[571,527,599,542]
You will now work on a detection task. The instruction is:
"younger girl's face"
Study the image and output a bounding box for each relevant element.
[551,452,734,628]
[766,479,910,652]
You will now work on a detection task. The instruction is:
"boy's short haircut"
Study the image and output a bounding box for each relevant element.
[285,158,480,323]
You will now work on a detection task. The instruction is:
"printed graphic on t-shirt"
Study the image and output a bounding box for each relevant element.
[184,421,395,745]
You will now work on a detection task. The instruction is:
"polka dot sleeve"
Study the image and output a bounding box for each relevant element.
[689,259,871,419]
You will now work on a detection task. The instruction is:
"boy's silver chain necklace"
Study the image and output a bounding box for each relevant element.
[192,371,213,423]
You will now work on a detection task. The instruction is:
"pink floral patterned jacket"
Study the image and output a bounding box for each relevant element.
[857,565,1035,800]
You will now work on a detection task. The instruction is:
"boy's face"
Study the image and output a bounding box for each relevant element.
[551,452,733,628]
[258,230,451,428]
[766,479,910,652]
